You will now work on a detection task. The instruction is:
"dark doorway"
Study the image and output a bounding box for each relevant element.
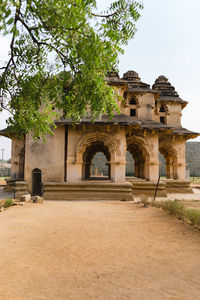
[130,109,136,116]
[32,168,42,196]
[160,116,166,124]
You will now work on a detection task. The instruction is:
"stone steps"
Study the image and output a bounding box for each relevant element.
[43,182,133,201]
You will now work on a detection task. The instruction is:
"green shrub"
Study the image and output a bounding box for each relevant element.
[4,198,13,208]
[186,209,200,227]
[165,200,185,219]
[152,199,200,230]
[151,200,185,220]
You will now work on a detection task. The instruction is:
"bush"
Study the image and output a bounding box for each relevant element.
[152,199,200,230]
[140,194,149,207]
[164,200,185,219]
[186,209,200,227]
[152,200,185,218]
[4,198,13,208]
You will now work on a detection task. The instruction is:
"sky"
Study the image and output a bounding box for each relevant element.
[1,0,200,159]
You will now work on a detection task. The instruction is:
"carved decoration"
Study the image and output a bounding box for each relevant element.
[76,131,121,163]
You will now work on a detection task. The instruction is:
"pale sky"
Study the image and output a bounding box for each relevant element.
[1,0,200,159]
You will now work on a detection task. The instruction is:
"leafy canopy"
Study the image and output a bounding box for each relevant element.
[0,0,143,139]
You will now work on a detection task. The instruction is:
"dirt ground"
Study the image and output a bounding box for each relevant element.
[0,201,200,300]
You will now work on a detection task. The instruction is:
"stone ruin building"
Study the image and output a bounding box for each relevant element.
[0,70,199,200]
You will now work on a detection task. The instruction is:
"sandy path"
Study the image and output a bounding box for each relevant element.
[0,201,200,300]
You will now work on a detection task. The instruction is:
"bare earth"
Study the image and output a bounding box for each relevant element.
[0,201,200,300]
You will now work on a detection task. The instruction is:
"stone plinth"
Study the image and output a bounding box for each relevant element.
[43,181,133,201]
[3,178,16,192]
[129,180,167,198]
[15,181,28,200]
[165,180,193,193]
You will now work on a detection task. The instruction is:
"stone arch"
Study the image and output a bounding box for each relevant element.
[129,96,137,105]
[126,136,150,180]
[159,145,178,179]
[76,131,120,163]
[159,103,168,113]
[82,141,111,179]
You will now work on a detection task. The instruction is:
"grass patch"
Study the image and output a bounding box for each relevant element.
[0,198,14,209]
[190,177,200,183]
[186,209,200,227]
[4,198,13,208]
[152,200,200,230]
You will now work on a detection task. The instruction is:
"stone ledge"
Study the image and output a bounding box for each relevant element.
[129,180,167,197]
[43,182,133,201]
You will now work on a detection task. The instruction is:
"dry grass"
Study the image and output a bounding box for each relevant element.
[152,200,200,229]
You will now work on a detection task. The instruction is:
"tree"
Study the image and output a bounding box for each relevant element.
[0,0,143,140]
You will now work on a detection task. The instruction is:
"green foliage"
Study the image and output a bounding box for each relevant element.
[3,198,13,208]
[186,209,200,227]
[153,200,200,230]
[153,200,185,218]
[0,0,143,139]
[162,200,185,219]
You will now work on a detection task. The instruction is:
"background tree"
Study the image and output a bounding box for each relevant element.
[0,0,143,140]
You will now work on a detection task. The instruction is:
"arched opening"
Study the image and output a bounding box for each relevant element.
[91,152,109,177]
[159,147,178,179]
[159,104,166,112]
[126,150,135,177]
[130,97,137,105]
[127,142,149,180]
[82,141,111,180]
[159,151,166,178]
[32,168,42,196]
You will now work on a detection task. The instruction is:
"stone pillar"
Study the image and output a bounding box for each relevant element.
[141,164,146,179]
[166,158,174,179]
[67,161,82,182]
[110,161,126,182]
[145,162,159,181]
[176,163,186,180]
[134,163,139,178]
[137,163,142,178]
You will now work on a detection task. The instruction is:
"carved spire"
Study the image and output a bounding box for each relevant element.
[122,70,140,82]
[152,76,179,97]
